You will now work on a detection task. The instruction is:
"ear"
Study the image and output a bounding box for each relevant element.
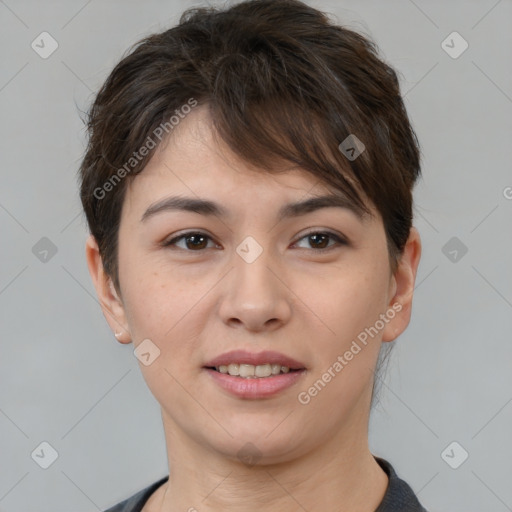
[382,227,422,342]
[85,234,131,344]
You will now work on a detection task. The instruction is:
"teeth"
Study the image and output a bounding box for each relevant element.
[214,363,294,378]
[227,363,240,376]
[255,364,272,377]
[239,364,255,378]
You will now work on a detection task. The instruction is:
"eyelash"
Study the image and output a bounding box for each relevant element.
[162,229,348,252]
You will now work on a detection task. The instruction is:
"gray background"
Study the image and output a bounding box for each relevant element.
[1,0,511,511]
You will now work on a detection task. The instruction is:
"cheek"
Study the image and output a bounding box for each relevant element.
[121,271,211,409]
[294,265,388,415]
[122,274,167,338]
[292,257,391,349]
[121,263,216,364]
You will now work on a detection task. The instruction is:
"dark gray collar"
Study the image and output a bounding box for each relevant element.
[374,457,428,511]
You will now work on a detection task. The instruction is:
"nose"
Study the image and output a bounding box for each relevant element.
[218,244,292,333]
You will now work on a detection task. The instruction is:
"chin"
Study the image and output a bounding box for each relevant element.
[206,420,308,464]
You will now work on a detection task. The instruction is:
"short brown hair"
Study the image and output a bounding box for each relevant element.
[79,0,421,295]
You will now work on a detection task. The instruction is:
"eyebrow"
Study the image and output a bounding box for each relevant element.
[140,193,368,223]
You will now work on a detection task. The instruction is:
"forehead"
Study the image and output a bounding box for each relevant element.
[122,105,375,222]
[131,105,317,187]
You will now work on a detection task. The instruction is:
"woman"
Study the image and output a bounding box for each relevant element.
[80,0,426,510]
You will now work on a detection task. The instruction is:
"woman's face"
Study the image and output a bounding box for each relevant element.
[87,105,420,464]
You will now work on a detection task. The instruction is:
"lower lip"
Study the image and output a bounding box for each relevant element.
[204,368,306,399]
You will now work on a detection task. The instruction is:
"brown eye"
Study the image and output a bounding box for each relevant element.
[294,231,347,251]
[164,232,216,251]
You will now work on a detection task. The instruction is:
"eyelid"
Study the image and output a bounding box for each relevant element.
[294,228,348,245]
[163,230,219,248]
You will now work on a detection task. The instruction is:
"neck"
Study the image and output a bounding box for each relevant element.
[155,410,389,512]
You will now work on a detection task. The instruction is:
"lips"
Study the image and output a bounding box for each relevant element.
[203,350,306,370]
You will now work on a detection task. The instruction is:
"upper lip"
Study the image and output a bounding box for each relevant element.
[204,350,306,370]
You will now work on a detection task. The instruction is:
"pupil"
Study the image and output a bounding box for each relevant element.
[187,235,207,250]
[310,234,328,249]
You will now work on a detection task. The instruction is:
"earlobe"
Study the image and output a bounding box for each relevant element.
[381,227,422,343]
[85,234,132,344]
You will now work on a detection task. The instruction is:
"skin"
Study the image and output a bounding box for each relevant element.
[86,104,421,512]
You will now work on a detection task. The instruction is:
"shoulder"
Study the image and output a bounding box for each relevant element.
[374,457,429,512]
[103,476,169,512]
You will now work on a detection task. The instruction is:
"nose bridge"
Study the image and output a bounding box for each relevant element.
[218,234,291,330]
[233,235,278,299]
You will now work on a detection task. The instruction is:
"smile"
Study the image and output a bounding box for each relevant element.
[210,363,298,378]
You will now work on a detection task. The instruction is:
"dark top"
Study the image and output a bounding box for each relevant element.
[103,457,428,511]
